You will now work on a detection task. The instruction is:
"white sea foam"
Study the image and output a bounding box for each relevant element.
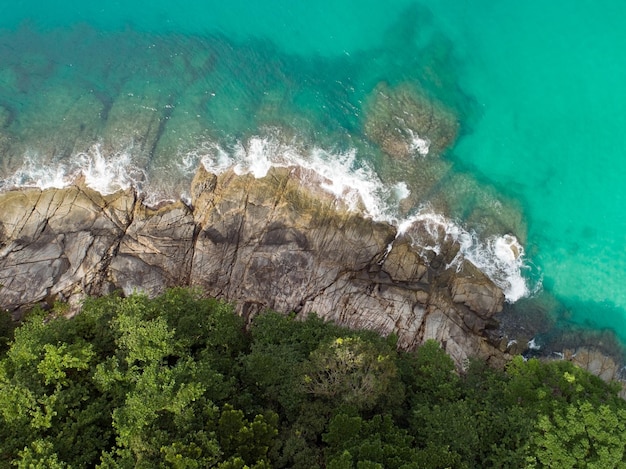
[175,140,234,176]
[194,134,532,302]
[233,135,283,178]
[7,154,69,190]
[407,129,430,157]
[201,133,396,218]
[3,143,144,195]
[465,234,529,302]
[528,338,541,350]
[306,147,388,216]
[179,141,232,176]
[398,209,530,302]
[75,144,144,195]
[2,130,532,304]
[392,182,410,201]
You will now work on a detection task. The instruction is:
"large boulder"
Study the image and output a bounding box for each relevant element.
[0,182,135,310]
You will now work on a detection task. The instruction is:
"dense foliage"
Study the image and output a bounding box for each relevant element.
[1,288,626,468]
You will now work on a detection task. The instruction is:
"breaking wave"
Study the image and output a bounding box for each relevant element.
[2,144,145,195]
[397,210,536,303]
[182,132,408,219]
[178,133,540,302]
[0,131,536,303]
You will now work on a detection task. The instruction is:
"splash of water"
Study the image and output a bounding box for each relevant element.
[213,132,400,218]
[4,153,69,190]
[2,131,534,304]
[398,209,534,302]
[76,144,145,195]
[407,129,431,157]
[3,143,145,195]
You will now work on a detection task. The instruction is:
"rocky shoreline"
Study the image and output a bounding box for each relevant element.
[0,165,623,383]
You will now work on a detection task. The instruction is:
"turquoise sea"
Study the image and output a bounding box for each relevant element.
[1,1,626,350]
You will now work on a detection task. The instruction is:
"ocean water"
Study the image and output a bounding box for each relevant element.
[1,1,625,348]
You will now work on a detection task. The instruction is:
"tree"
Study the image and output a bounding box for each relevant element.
[15,439,68,469]
[323,413,417,468]
[4,288,626,468]
[0,305,115,465]
[528,401,626,468]
[302,336,397,409]
[0,309,15,357]
[241,312,345,418]
[217,404,278,466]
[94,294,232,467]
[401,339,461,406]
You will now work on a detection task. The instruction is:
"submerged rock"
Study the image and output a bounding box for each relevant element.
[101,82,168,169]
[363,82,459,159]
[0,166,508,366]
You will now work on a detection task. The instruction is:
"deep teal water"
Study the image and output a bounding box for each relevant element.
[1,1,626,347]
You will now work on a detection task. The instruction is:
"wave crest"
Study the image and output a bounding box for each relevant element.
[398,209,534,302]
[1,132,535,303]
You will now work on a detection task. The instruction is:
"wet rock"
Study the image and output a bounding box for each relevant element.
[451,262,504,317]
[397,215,463,269]
[381,237,429,284]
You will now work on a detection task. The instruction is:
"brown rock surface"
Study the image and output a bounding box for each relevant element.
[564,348,623,383]
[0,166,508,366]
[109,201,196,297]
[0,182,135,309]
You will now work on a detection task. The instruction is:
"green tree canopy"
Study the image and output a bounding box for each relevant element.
[1,289,626,468]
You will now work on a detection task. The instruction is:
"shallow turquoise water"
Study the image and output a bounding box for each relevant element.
[2,1,626,345]
[424,0,626,338]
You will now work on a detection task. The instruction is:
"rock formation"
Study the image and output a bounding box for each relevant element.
[363,82,458,159]
[0,165,511,367]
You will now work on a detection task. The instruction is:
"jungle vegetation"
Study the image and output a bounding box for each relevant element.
[1,288,626,468]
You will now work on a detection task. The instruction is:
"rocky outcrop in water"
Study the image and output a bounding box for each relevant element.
[0,166,512,366]
[363,82,458,159]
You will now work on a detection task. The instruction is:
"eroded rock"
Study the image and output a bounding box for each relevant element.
[0,183,135,310]
[0,166,508,366]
